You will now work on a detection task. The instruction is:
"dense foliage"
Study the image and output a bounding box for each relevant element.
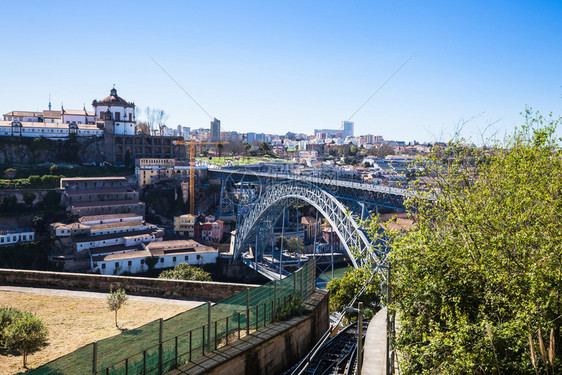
[158,263,212,281]
[0,307,48,368]
[327,266,382,320]
[391,111,562,374]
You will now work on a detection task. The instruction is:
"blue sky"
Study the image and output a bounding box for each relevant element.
[1,1,560,142]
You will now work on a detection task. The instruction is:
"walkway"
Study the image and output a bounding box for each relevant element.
[0,285,205,307]
[363,307,387,375]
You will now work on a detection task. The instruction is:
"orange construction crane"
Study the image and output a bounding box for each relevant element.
[174,134,228,214]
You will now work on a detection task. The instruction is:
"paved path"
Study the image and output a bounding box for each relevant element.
[363,307,387,375]
[0,285,205,307]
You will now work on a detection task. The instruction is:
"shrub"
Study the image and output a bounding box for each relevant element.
[158,263,212,281]
[0,309,48,368]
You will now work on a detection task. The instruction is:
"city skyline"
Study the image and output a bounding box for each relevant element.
[1,1,561,143]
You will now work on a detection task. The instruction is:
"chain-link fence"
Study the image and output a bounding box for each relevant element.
[30,259,316,375]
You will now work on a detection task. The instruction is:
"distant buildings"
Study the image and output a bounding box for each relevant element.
[0,227,34,246]
[135,158,208,187]
[51,212,218,275]
[174,214,225,243]
[210,118,221,142]
[1,87,186,164]
[60,177,145,217]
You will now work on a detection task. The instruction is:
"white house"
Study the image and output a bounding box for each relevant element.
[0,228,35,246]
[91,240,218,275]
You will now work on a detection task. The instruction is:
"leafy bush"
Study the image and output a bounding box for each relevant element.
[276,296,305,321]
[0,308,48,368]
[391,111,562,374]
[158,263,212,281]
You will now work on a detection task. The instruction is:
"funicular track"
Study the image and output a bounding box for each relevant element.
[285,319,370,375]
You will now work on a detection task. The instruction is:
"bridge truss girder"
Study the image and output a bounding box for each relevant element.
[233,181,385,272]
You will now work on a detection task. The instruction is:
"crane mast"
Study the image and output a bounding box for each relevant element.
[174,135,227,215]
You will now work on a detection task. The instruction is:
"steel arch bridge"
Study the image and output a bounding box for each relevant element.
[232,180,386,272]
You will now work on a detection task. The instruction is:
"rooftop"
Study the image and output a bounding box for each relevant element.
[78,213,141,223]
[61,177,127,182]
[88,220,150,231]
[70,199,144,208]
[146,240,203,250]
[92,249,151,262]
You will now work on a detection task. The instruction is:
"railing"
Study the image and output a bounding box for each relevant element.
[29,259,316,375]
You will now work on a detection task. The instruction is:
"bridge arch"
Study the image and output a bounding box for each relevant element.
[232,180,378,269]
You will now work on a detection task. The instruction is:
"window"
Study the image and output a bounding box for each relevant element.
[115,262,119,268]
[160,258,164,263]
[115,112,120,121]
[102,264,106,269]
[141,259,145,264]
[173,257,176,262]
[128,261,132,266]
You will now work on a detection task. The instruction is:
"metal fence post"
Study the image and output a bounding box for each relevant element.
[274,280,277,320]
[214,321,218,350]
[246,288,250,335]
[207,302,211,353]
[293,270,297,296]
[300,266,304,300]
[174,336,178,367]
[189,330,192,362]
[92,341,97,375]
[158,318,163,375]
[143,350,146,375]
[226,316,229,346]
[238,312,241,339]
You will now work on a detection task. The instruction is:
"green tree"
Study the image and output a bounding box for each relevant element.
[217,142,224,158]
[107,288,128,328]
[327,266,381,319]
[22,192,36,207]
[259,142,272,155]
[243,142,251,159]
[2,195,18,211]
[144,256,159,271]
[286,237,304,254]
[391,111,562,374]
[158,263,212,281]
[32,216,46,234]
[1,310,48,368]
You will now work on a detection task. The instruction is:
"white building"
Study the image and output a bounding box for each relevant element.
[0,227,35,246]
[0,120,102,139]
[92,239,218,275]
[92,87,136,135]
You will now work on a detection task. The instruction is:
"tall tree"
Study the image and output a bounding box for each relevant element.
[391,111,562,374]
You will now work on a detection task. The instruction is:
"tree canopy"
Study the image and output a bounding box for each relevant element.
[158,263,212,281]
[391,111,562,374]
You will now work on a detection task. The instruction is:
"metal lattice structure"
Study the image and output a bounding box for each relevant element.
[211,169,414,212]
[232,180,384,270]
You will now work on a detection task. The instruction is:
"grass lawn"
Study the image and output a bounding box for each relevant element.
[0,292,200,375]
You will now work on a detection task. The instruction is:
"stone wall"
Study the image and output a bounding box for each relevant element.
[171,290,330,375]
[0,269,257,301]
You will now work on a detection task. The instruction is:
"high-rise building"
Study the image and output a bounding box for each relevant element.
[210,118,221,142]
[342,121,354,138]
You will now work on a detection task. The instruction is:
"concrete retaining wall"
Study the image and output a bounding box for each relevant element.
[170,289,330,375]
[0,268,257,301]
